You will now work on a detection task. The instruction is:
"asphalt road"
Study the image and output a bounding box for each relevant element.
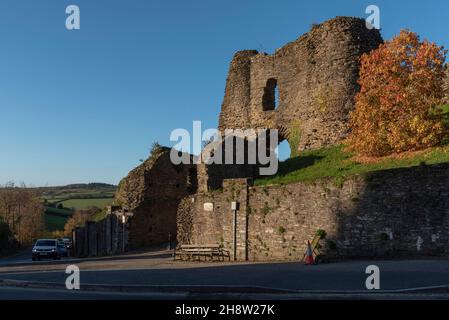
[1,250,449,293]
[0,286,189,300]
[1,261,446,291]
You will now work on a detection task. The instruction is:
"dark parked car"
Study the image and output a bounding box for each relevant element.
[32,239,61,261]
[57,237,72,250]
[57,240,68,257]
[57,237,72,256]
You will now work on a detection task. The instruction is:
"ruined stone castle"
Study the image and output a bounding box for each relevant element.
[109,17,449,261]
[196,16,382,193]
[114,17,381,251]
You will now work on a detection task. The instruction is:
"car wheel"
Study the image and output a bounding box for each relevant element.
[32,257,36,261]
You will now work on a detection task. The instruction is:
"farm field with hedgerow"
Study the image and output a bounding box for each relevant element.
[41,183,116,231]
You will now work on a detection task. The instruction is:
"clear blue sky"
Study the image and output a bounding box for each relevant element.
[1,0,448,186]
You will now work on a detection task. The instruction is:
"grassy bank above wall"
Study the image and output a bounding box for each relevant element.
[255,144,449,186]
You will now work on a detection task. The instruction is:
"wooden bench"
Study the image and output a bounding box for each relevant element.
[173,244,231,262]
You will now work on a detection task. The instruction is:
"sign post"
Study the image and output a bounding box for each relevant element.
[231,202,239,261]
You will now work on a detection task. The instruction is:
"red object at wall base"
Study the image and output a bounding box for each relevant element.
[305,240,315,265]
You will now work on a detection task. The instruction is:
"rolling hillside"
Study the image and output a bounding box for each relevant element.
[41,183,116,231]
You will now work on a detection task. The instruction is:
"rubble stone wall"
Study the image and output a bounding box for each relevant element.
[116,148,197,248]
[178,164,449,261]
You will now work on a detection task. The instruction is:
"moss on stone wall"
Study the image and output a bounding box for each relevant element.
[287,120,302,158]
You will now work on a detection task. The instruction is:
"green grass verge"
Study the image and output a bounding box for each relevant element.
[255,144,449,186]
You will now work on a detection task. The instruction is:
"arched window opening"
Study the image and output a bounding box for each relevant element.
[262,78,279,111]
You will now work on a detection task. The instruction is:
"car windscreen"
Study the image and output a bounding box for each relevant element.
[35,240,56,246]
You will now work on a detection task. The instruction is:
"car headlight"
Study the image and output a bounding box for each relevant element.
[51,249,56,252]
[32,249,37,252]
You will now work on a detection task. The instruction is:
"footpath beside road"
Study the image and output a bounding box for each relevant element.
[1,250,449,298]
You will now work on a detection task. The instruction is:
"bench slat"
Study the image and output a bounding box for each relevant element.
[174,244,231,262]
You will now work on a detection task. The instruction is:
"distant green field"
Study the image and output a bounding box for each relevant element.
[45,214,69,231]
[41,184,117,232]
[61,198,114,210]
[44,191,115,204]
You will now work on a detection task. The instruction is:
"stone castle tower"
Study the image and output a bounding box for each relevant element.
[218,16,383,153]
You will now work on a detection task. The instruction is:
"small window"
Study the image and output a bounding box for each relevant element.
[262,78,279,111]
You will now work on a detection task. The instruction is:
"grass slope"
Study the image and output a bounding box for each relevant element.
[256,144,449,186]
[45,214,69,232]
[90,210,109,222]
[45,206,73,216]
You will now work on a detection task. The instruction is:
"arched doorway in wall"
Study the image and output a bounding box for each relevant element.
[275,139,291,162]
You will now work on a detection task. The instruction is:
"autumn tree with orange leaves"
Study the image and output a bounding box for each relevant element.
[348,30,447,157]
